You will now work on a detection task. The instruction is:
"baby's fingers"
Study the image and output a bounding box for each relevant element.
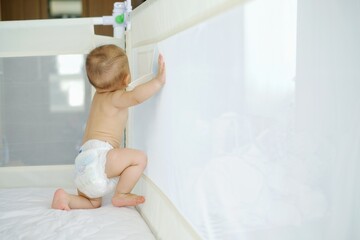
[158,54,165,72]
[158,54,164,67]
[157,54,166,84]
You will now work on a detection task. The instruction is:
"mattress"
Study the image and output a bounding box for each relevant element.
[0,188,155,240]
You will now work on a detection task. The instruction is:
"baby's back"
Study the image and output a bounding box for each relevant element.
[82,91,128,148]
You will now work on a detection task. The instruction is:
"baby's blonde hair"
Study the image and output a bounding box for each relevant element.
[86,44,130,91]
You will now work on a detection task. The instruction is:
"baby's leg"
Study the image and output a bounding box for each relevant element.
[105,148,147,207]
[51,188,102,210]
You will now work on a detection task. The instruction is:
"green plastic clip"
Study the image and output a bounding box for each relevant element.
[115,14,125,24]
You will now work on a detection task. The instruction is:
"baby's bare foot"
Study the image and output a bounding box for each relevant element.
[51,188,70,211]
[112,193,145,207]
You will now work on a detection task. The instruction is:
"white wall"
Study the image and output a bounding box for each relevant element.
[129,0,360,239]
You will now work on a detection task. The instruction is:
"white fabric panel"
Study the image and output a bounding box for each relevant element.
[128,0,360,239]
[0,19,120,167]
[0,18,120,57]
[0,165,74,188]
[134,175,201,240]
[0,54,91,166]
[0,188,155,240]
[131,0,244,47]
[296,0,360,239]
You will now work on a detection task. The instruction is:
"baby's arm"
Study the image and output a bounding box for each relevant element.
[112,54,166,108]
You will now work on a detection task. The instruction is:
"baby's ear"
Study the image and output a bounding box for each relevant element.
[121,74,131,88]
[124,74,131,85]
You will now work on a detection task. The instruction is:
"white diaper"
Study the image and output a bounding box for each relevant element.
[74,140,118,198]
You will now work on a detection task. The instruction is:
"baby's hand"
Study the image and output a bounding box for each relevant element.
[156,54,166,85]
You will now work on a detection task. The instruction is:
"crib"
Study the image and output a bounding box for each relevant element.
[1,0,360,239]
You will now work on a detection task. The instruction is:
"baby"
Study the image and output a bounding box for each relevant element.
[51,44,166,210]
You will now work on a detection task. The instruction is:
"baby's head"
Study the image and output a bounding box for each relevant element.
[86,44,130,92]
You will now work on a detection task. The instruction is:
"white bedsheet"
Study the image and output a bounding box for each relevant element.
[0,188,155,240]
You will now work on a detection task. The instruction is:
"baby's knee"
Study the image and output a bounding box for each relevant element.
[90,198,102,208]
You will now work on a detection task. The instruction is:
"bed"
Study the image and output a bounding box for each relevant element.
[2,0,360,238]
[0,188,155,240]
